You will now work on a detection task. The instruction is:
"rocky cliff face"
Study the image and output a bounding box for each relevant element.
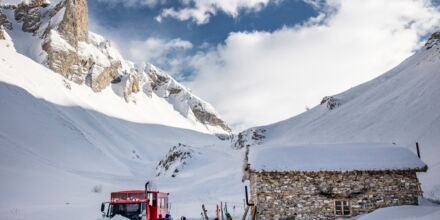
[58,0,87,46]
[43,0,95,84]
[14,0,49,33]
[0,0,231,134]
[425,31,440,50]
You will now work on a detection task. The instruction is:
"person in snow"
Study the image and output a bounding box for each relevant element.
[225,212,233,220]
[165,213,172,220]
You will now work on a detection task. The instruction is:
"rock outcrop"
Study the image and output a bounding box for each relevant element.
[0,8,12,36]
[0,27,4,40]
[14,0,49,33]
[120,74,141,102]
[232,128,266,149]
[156,143,195,177]
[192,104,230,132]
[87,61,122,92]
[57,0,88,46]
[42,29,84,83]
[11,0,120,87]
[425,31,440,50]
[42,0,92,84]
[0,15,5,40]
[320,96,341,110]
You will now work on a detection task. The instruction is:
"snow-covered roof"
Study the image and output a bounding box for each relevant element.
[249,143,427,172]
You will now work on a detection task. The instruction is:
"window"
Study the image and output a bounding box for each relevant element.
[159,198,164,208]
[109,203,141,219]
[334,200,351,216]
[159,197,168,209]
[149,193,157,207]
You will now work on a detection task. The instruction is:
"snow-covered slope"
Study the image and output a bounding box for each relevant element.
[237,31,440,201]
[0,26,244,219]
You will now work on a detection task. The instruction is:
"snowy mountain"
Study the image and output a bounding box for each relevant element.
[2,0,440,219]
[0,1,244,219]
[0,25,244,220]
[0,0,230,134]
[235,31,440,202]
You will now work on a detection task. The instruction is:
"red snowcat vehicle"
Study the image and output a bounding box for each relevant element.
[101,182,171,220]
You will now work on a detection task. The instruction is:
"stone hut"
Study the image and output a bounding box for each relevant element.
[244,143,427,220]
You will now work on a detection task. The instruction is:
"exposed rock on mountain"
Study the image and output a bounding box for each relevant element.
[425,31,440,50]
[87,61,121,92]
[145,65,231,132]
[232,128,266,149]
[192,105,230,132]
[42,30,85,83]
[57,0,87,46]
[4,0,118,87]
[156,143,195,177]
[14,0,49,33]
[0,18,4,39]
[44,0,93,84]
[0,8,12,32]
[320,96,341,110]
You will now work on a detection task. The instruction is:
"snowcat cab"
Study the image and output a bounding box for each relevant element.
[101,182,170,220]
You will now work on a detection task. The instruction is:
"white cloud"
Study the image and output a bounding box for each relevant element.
[156,0,277,25]
[186,0,440,130]
[127,38,193,74]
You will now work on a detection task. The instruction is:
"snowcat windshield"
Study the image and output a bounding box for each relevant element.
[110,203,142,220]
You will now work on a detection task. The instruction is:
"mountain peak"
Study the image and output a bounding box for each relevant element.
[425,31,440,50]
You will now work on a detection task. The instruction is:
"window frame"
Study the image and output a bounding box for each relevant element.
[334,199,352,217]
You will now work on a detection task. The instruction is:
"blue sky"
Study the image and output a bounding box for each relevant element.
[88,0,440,130]
[89,1,317,45]
[89,0,318,79]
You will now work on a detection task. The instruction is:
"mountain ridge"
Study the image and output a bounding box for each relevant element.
[0,0,231,134]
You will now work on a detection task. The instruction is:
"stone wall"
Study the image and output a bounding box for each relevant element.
[249,170,422,219]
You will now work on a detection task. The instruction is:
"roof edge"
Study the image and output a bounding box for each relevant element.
[250,165,428,174]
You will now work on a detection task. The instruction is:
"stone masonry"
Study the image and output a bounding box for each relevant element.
[249,170,423,220]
